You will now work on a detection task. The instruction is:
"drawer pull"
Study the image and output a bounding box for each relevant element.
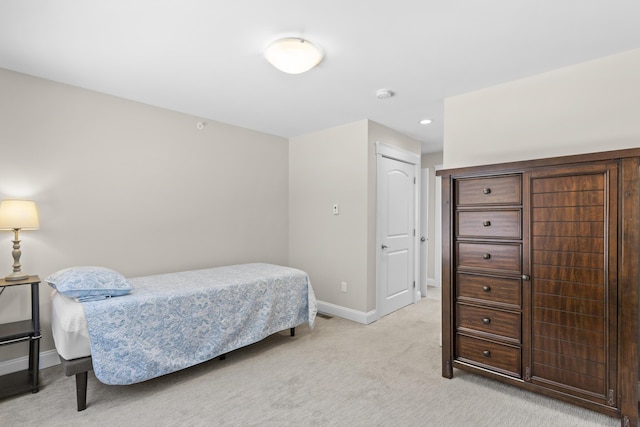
[482,318,491,324]
[482,220,491,227]
[482,253,491,260]
[483,188,491,195]
[521,274,530,281]
[482,285,491,292]
[483,350,491,357]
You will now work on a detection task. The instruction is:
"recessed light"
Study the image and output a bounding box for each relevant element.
[419,119,432,125]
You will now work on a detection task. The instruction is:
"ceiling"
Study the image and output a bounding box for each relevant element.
[1,1,639,153]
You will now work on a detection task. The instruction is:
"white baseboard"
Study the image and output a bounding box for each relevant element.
[0,349,61,376]
[427,278,440,287]
[317,300,377,324]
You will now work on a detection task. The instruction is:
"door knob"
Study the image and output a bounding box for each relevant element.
[381,244,388,249]
[420,237,426,242]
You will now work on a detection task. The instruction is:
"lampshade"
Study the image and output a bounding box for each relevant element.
[0,200,40,230]
[265,38,323,74]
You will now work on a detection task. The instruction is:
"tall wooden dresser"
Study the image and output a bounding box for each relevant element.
[438,149,639,426]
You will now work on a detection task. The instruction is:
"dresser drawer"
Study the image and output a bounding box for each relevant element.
[456,334,521,377]
[457,210,521,239]
[456,175,521,206]
[457,242,521,273]
[456,304,521,341]
[457,273,521,307]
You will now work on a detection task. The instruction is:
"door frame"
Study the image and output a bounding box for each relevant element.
[420,168,429,298]
[375,142,421,320]
[434,164,443,290]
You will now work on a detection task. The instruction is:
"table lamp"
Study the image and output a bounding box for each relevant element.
[0,200,40,281]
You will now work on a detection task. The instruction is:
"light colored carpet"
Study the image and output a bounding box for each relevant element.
[0,297,622,426]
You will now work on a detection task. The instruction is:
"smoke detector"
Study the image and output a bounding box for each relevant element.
[376,89,394,99]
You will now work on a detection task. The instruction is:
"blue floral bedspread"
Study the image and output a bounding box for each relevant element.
[81,263,317,385]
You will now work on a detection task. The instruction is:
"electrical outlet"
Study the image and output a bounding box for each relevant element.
[341,282,347,292]
[333,204,339,215]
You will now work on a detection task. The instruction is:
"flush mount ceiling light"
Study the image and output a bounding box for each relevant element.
[265,37,323,74]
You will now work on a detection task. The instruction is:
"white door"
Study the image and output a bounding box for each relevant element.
[378,155,416,317]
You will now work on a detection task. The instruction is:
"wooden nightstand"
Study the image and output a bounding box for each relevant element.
[0,275,41,398]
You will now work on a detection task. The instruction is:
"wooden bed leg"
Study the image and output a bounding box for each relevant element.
[75,372,88,411]
[290,327,295,337]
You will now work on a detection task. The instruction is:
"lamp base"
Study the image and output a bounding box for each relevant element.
[5,271,28,281]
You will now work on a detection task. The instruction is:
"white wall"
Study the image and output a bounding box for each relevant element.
[0,68,290,362]
[443,48,640,168]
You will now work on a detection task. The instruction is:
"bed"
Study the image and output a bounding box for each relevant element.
[49,263,317,411]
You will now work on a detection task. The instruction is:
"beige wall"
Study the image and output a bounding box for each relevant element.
[443,48,640,168]
[0,68,290,362]
[1,66,423,366]
[289,119,420,317]
[289,120,370,312]
[442,48,640,376]
[420,152,443,284]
